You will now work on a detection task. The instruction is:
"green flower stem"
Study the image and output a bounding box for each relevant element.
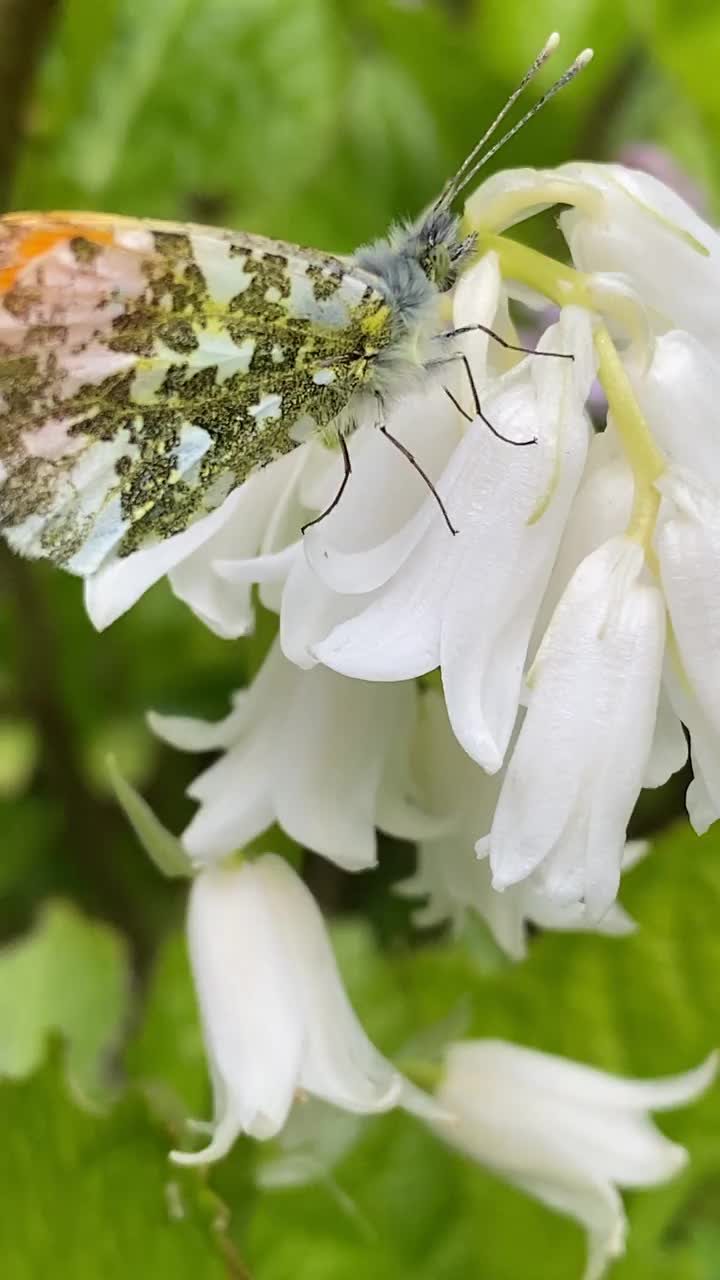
[473,233,594,310]
[594,324,666,555]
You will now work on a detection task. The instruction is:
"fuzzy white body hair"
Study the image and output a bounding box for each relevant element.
[350,211,467,411]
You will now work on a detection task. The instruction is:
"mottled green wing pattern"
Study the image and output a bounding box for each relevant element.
[0,213,394,573]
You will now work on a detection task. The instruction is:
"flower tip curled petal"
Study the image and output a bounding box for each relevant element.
[686,771,717,837]
[169,1108,243,1168]
[147,706,243,753]
[628,1050,718,1115]
[303,492,436,600]
[429,1040,715,1280]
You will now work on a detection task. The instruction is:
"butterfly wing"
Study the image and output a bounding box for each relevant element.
[0,212,392,574]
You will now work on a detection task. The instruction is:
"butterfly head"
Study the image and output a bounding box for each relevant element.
[402,205,476,293]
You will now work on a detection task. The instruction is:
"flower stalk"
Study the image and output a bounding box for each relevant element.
[594,324,666,556]
[475,232,593,309]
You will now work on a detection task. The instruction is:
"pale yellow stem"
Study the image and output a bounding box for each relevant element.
[455,232,669,561]
[476,233,593,310]
[594,325,666,558]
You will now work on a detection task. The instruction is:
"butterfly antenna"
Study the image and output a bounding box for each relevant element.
[456,48,593,196]
[439,42,593,210]
[438,31,560,209]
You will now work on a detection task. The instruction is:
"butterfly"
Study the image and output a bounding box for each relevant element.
[0,35,588,577]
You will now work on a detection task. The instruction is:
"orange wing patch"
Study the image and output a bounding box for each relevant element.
[0,214,116,293]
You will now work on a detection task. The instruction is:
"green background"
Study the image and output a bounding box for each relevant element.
[0,1,719,1277]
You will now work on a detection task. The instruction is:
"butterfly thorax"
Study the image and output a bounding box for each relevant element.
[353,205,476,398]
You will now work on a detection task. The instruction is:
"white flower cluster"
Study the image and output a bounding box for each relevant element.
[104,163,720,1278]
[97,164,720,919]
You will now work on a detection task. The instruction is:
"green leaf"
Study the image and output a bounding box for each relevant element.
[0,1056,246,1280]
[127,931,207,1120]
[62,0,195,193]
[0,901,131,1102]
[14,0,345,226]
[0,718,39,798]
[108,755,193,880]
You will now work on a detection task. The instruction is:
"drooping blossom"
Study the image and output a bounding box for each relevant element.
[397,689,643,958]
[172,854,436,1165]
[421,1039,717,1280]
[150,639,440,871]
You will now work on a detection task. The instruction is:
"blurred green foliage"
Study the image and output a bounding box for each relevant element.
[3,820,720,1279]
[1,0,720,1276]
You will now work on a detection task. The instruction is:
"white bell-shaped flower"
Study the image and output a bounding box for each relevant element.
[397,690,641,959]
[309,306,595,772]
[558,165,720,348]
[426,1039,717,1280]
[487,536,665,917]
[219,381,463,671]
[528,432,687,794]
[150,638,437,870]
[171,855,407,1164]
[468,163,720,349]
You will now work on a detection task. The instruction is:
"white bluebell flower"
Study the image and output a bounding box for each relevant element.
[150,639,438,870]
[172,854,419,1165]
[424,1040,717,1280]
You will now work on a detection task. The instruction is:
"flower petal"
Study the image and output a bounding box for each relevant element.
[84,486,243,630]
[489,538,665,917]
[657,470,720,738]
[257,856,404,1113]
[441,307,593,768]
[632,332,720,487]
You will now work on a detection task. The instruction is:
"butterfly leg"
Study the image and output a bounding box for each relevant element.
[428,352,536,447]
[375,395,458,536]
[301,431,353,534]
[434,323,574,362]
